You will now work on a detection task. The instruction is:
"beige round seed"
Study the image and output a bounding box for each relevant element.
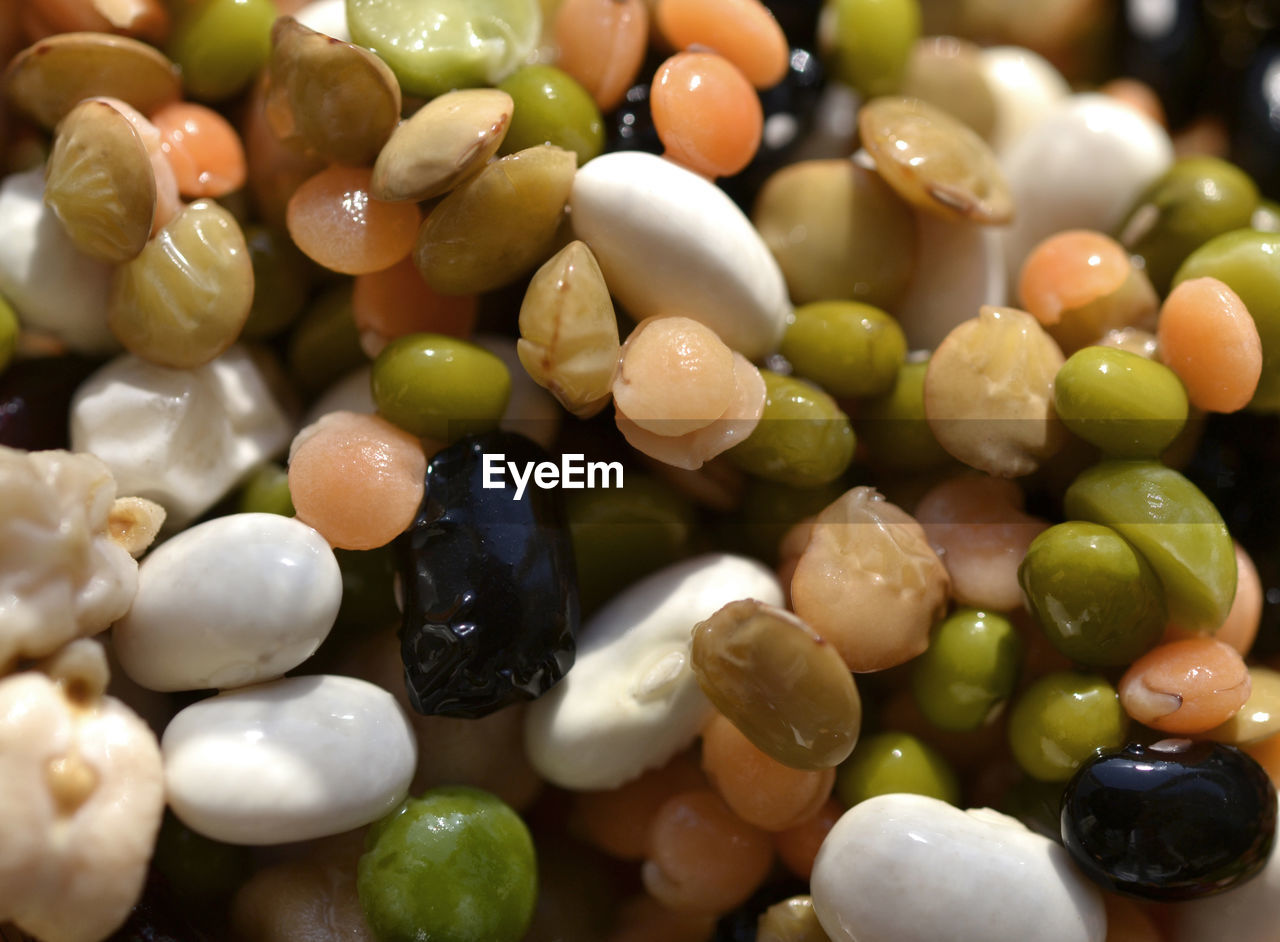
[265,16,401,168]
[1204,666,1280,746]
[372,88,514,203]
[859,96,1013,225]
[44,98,156,263]
[4,31,181,130]
[757,896,831,942]
[789,487,950,673]
[924,305,1067,477]
[613,316,735,437]
[753,159,916,308]
[691,599,860,771]
[517,240,620,418]
[108,199,253,369]
[414,145,576,296]
[616,352,765,470]
[900,36,997,142]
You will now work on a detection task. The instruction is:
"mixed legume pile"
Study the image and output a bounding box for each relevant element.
[1,0,1280,940]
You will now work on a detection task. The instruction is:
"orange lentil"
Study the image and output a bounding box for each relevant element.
[1163,542,1262,657]
[773,797,843,880]
[608,895,716,942]
[643,788,774,914]
[554,0,650,112]
[150,100,247,199]
[1157,277,1262,413]
[1017,229,1159,354]
[286,165,422,275]
[570,751,706,861]
[700,713,835,832]
[1118,638,1252,734]
[650,52,763,179]
[654,0,789,89]
[352,255,477,358]
[287,411,428,551]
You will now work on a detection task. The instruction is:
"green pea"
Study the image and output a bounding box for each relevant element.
[854,359,953,472]
[1063,460,1235,633]
[1007,671,1127,782]
[497,65,603,165]
[347,0,541,99]
[1053,346,1187,458]
[167,0,275,101]
[237,462,294,516]
[835,731,960,806]
[335,546,401,630]
[0,294,17,375]
[910,609,1022,732]
[152,812,251,904]
[728,371,855,487]
[567,476,696,614]
[286,283,367,397]
[240,224,313,339]
[1173,229,1280,411]
[372,333,511,442]
[1019,521,1166,667]
[821,0,921,98]
[781,300,906,399]
[358,786,537,942]
[1117,156,1259,294]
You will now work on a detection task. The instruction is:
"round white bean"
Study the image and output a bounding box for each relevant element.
[113,514,341,692]
[524,553,783,790]
[163,674,416,845]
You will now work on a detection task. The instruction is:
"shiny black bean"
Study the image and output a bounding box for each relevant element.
[396,431,578,719]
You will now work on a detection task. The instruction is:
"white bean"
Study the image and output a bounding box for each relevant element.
[811,794,1105,942]
[569,152,790,360]
[524,553,783,790]
[112,513,341,692]
[163,674,416,845]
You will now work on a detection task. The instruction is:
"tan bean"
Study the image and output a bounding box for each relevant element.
[757,895,833,942]
[752,159,916,308]
[924,305,1067,477]
[266,16,401,167]
[900,36,997,141]
[518,240,620,418]
[3,31,180,130]
[691,599,860,770]
[789,487,950,672]
[914,473,1049,612]
[414,145,576,295]
[372,88,513,203]
[1203,666,1280,746]
[859,96,1013,225]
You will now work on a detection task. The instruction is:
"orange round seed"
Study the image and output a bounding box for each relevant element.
[700,713,835,832]
[287,410,427,550]
[1018,230,1131,327]
[773,797,843,880]
[613,315,736,436]
[570,751,706,861]
[1118,637,1252,734]
[286,165,421,275]
[642,788,774,914]
[151,100,247,198]
[352,255,477,357]
[554,0,650,112]
[654,0,789,89]
[651,52,763,179]
[1158,276,1262,413]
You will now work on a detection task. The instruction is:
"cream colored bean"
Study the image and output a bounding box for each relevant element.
[789,487,950,672]
[924,305,1067,477]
